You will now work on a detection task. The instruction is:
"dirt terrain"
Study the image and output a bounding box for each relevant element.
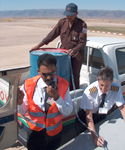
[0,18,125,71]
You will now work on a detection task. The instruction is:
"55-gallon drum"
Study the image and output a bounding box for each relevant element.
[30,48,70,84]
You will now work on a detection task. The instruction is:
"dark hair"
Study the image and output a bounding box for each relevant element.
[97,66,113,81]
[37,53,57,69]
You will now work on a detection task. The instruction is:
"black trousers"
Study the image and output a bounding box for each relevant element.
[27,129,62,150]
[70,57,84,91]
[75,109,106,135]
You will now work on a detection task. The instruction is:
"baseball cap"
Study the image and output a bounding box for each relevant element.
[63,3,78,16]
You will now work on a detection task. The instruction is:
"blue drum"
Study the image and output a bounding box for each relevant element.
[30,48,70,84]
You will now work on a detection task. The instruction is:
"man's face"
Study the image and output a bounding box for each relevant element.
[97,79,113,94]
[37,65,57,85]
[66,12,78,23]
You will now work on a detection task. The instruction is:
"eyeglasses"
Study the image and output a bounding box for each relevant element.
[41,71,56,77]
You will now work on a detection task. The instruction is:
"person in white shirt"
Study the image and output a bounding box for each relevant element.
[18,53,73,150]
[75,67,125,147]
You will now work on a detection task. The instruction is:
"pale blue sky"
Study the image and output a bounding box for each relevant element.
[0,0,125,11]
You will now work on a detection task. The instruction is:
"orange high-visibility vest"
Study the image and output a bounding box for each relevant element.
[18,75,69,136]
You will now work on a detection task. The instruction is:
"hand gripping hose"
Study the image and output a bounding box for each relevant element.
[68,55,109,150]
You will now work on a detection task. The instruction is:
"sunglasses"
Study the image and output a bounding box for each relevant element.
[41,71,56,77]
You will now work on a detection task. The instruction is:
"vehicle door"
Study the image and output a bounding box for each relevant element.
[0,66,30,150]
[113,45,125,99]
[81,46,105,84]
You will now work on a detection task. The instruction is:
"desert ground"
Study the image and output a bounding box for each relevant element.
[0,18,125,71]
[0,18,125,150]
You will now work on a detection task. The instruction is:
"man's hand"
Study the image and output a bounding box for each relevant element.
[64,49,75,56]
[31,45,40,51]
[46,84,60,100]
[17,88,24,105]
[94,136,104,147]
[86,109,105,147]
[31,41,45,51]
[64,49,79,58]
[119,104,125,121]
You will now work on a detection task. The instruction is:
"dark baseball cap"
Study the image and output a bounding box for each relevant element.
[63,3,78,16]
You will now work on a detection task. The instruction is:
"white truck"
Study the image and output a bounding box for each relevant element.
[0,37,125,150]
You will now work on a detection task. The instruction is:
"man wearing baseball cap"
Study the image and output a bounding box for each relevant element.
[31,3,87,91]
[63,3,78,16]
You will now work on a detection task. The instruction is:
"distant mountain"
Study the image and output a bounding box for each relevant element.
[0,9,125,19]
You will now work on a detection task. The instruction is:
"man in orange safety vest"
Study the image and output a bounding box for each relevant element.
[17,53,73,150]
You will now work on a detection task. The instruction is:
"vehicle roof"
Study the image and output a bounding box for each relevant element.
[86,37,125,48]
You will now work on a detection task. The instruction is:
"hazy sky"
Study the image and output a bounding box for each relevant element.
[0,0,125,11]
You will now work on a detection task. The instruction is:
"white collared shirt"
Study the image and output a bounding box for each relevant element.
[80,81,125,113]
[18,77,73,116]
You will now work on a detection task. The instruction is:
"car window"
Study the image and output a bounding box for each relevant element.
[116,47,125,75]
[83,46,104,69]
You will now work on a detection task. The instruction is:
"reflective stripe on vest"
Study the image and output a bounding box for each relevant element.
[46,120,62,131]
[20,114,45,128]
[47,112,61,118]
[29,111,45,117]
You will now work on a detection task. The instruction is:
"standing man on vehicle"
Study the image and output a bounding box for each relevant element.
[17,53,73,150]
[31,3,87,90]
[75,67,125,147]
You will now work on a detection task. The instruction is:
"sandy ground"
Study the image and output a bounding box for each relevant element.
[0,18,125,71]
[0,18,125,150]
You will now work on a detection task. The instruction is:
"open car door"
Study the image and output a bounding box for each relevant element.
[0,66,30,150]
